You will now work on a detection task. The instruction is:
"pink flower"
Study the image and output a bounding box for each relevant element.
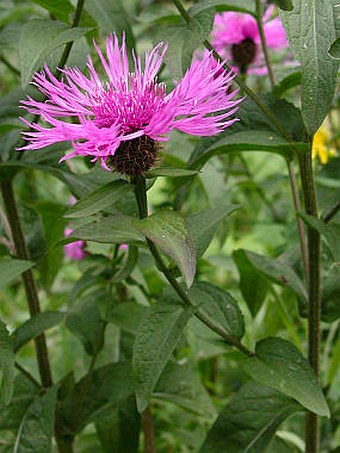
[19,34,241,175]
[64,227,87,261]
[212,5,288,74]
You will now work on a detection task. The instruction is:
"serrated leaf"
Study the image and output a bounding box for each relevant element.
[0,321,15,405]
[280,1,339,133]
[189,282,244,340]
[12,311,65,353]
[200,381,300,453]
[134,210,196,287]
[242,337,330,417]
[65,180,132,218]
[19,19,91,88]
[133,298,194,413]
[14,386,57,453]
[70,214,144,245]
[187,205,239,257]
[0,258,34,289]
[233,249,307,304]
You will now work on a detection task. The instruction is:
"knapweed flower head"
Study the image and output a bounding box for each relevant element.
[19,34,241,176]
[212,5,288,75]
[312,126,337,165]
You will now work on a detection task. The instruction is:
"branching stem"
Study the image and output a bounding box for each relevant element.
[132,175,253,357]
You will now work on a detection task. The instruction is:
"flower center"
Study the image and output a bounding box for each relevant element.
[106,135,159,176]
[91,75,166,132]
[231,38,257,73]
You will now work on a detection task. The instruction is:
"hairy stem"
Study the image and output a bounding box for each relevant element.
[287,160,309,287]
[0,178,53,388]
[298,140,321,453]
[255,0,275,88]
[132,175,253,357]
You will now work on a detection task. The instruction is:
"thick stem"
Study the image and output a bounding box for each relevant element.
[132,175,253,357]
[0,178,53,388]
[255,0,275,88]
[298,141,321,453]
[287,160,309,287]
[141,406,156,453]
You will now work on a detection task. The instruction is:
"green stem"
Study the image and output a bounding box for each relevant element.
[132,175,253,357]
[298,139,321,453]
[0,178,53,388]
[255,0,275,88]
[57,0,86,77]
[287,160,309,287]
[15,362,41,388]
[322,201,340,224]
[172,0,293,143]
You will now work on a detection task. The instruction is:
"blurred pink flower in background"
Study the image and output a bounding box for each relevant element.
[64,196,87,260]
[19,33,242,176]
[212,5,288,74]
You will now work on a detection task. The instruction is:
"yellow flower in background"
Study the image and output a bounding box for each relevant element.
[312,126,337,165]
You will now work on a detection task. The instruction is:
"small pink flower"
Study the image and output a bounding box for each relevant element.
[212,5,288,74]
[19,33,241,175]
[64,227,87,261]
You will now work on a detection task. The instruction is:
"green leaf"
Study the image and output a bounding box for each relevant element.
[233,249,307,304]
[0,258,34,289]
[189,0,256,16]
[71,214,144,245]
[321,264,340,322]
[189,282,245,340]
[96,397,140,453]
[19,19,91,88]
[187,205,239,257]
[274,0,294,11]
[37,202,66,289]
[64,180,132,218]
[133,298,194,413]
[242,337,330,417]
[0,374,39,431]
[105,302,147,335]
[146,167,199,178]
[154,360,216,417]
[12,311,65,353]
[280,1,340,133]
[30,0,74,22]
[273,71,302,97]
[65,289,107,355]
[200,381,300,453]
[0,321,15,405]
[14,386,57,453]
[61,362,134,433]
[233,250,268,315]
[300,213,340,261]
[134,210,196,287]
[113,245,139,283]
[329,36,340,59]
